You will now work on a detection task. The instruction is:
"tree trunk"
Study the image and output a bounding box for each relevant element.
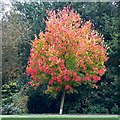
[59,89,65,114]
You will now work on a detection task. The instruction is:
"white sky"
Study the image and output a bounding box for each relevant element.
[1,0,11,12]
[0,0,30,13]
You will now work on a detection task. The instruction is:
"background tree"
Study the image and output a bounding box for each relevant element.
[2,6,31,114]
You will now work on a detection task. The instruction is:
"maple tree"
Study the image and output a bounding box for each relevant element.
[26,6,108,114]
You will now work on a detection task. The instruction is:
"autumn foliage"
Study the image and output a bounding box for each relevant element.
[26,7,108,95]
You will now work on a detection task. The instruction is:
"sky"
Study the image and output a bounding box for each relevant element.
[1,0,11,13]
[0,0,29,13]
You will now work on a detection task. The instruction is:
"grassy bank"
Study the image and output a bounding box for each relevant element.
[0,114,119,120]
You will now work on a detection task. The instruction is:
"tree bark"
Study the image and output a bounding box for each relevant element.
[59,89,65,114]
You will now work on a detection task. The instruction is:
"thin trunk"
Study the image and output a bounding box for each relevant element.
[59,89,65,114]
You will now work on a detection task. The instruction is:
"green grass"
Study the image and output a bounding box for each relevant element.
[0,114,119,120]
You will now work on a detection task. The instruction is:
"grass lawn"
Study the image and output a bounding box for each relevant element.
[0,114,119,120]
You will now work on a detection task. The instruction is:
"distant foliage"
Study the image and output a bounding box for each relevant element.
[26,7,108,95]
[2,103,22,115]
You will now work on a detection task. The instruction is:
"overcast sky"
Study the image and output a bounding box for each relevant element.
[0,0,30,13]
[1,0,11,13]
